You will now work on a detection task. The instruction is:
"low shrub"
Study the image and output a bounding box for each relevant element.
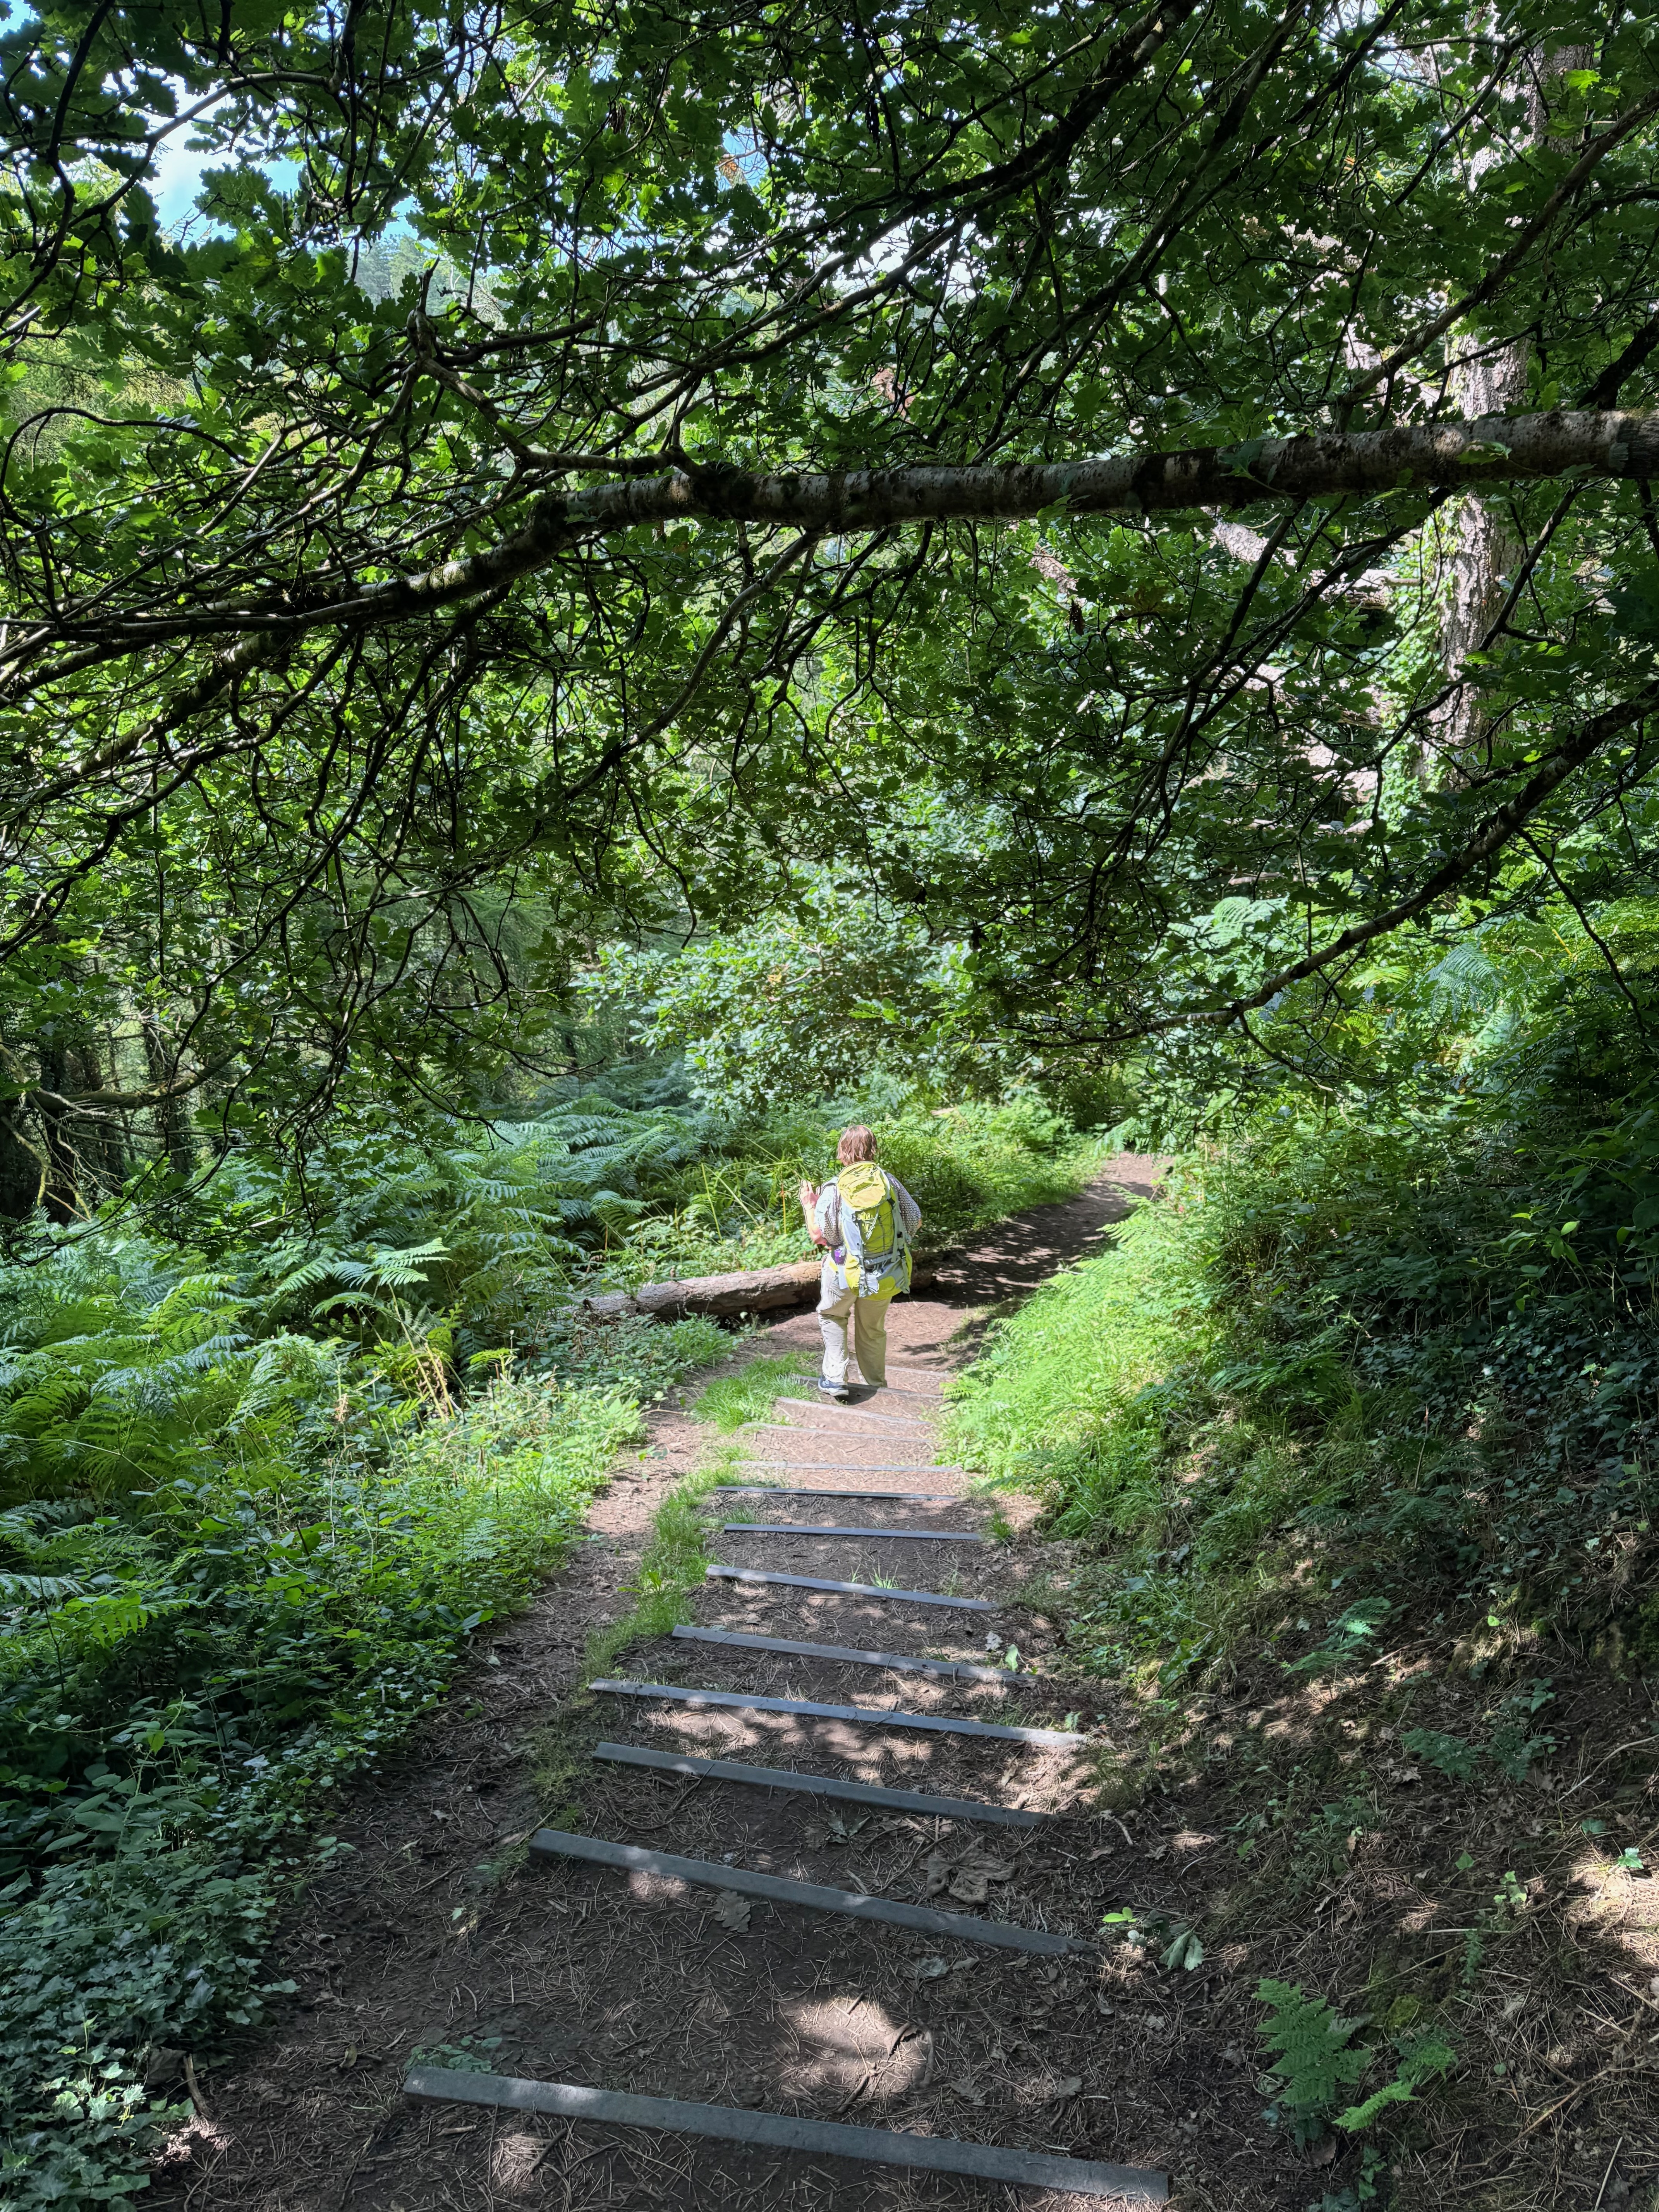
[0,1371,640,2207]
[947,1104,1659,1680]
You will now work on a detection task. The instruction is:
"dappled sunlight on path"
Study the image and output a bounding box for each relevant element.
[155,1163,1315,2212]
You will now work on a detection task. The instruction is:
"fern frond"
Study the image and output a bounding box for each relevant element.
[1336,2030,1456,2134]
[1255,1980,1369,2136]
[278,1251,372,1295]
[5,1371,93,1436]
[362,1240,451,1288]
[0,1499,90,1544]
[0,1569,89,1603]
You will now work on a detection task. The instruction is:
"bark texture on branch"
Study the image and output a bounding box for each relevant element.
[575,1252,955,1322]
[615,410,1659,527]
[46,410,1659,653]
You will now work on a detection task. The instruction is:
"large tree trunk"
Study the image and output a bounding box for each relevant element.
[1437,48,1591,761]
[141,1015,197,1182]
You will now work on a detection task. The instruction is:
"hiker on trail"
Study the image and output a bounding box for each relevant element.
[797,1127,921,1400]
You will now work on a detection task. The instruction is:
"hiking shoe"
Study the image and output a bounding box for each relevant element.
[817,1377,851,1402]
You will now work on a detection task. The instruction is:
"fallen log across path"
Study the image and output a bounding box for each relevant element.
[575,1249,958,1320]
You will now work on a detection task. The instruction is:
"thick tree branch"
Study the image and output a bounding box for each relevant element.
[25,630,276,803]
[26,1060,229,1113]
[11,410,1659,681]
[1583,315,1659,410]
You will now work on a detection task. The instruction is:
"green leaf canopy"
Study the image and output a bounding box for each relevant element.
[3,0,1659,1193]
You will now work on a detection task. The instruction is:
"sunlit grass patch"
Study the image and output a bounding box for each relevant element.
[944,1190,1206,1515]
[692,1355,802,1432]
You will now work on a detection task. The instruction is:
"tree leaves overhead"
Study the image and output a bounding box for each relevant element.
[3,0,1659,1190]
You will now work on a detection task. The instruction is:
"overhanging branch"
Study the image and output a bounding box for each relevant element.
[1012,678,1659,1051]
[10,410,1656,680]
[27,1058,230,1113]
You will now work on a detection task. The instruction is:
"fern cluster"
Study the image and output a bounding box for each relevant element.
[0,1094,1095,2202]
[1256,1980,1370,2143]
[0,1371,642,2205]
[1256,1979,1457,2148]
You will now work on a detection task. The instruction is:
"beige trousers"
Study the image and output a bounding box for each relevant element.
[817,1261,892,1387]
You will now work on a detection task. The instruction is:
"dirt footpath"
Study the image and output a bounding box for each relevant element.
[150,1159,1305,2212]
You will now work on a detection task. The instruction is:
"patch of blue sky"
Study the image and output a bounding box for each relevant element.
[148,103,298,237]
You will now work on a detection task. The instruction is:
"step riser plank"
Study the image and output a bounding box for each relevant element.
[592,1678,1083,1749]
[707,1563,997,1611]
[592,1741,1047,1824]
[740,1424,950,1450]
[529,1828,1097,1956]
[782,1376,947,1399]
[713,1488,960,1502]
[722,1522,983,1542]
[404,2068,1166,2201]
[731,1460,969,1475]
[773,1399,933,1429]
[782,1368,950,1388]
[672,1625,1021,1685]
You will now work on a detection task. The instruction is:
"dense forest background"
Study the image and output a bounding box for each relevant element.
[5,0,1659,2201]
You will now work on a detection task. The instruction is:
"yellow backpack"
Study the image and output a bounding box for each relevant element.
[835,1163,912,1299]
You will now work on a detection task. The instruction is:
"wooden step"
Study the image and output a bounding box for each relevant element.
[773,1399,933,1429]
[711,1485,958,1501]
[404,2067,1166,2199]
[591,1679,1083,1748]
[706,1563,997,1611]
[672,1624,1022,1684]
[529,1828,1098,1955]
[785,1374,947,1399]
[592,1740,1048,1824]
[730,1460,969,1476]
[721,1520,983,1542]
[740,1424,946,1450]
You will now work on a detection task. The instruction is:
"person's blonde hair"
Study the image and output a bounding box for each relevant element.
[837,1125,879,1164]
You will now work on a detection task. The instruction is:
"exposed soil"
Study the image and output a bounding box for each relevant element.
[147,1154,1659,2212]
[148,1159,1314,2212]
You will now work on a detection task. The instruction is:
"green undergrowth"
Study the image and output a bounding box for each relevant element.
[91,1093,1101,1384]
[690,1355,805,1434]
[0,1359,659,2209]
[596,1095,1108,1289]
[948,1102,1659,1680]
[945,1194,1202,1513]
[946,1087,1659,2188]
